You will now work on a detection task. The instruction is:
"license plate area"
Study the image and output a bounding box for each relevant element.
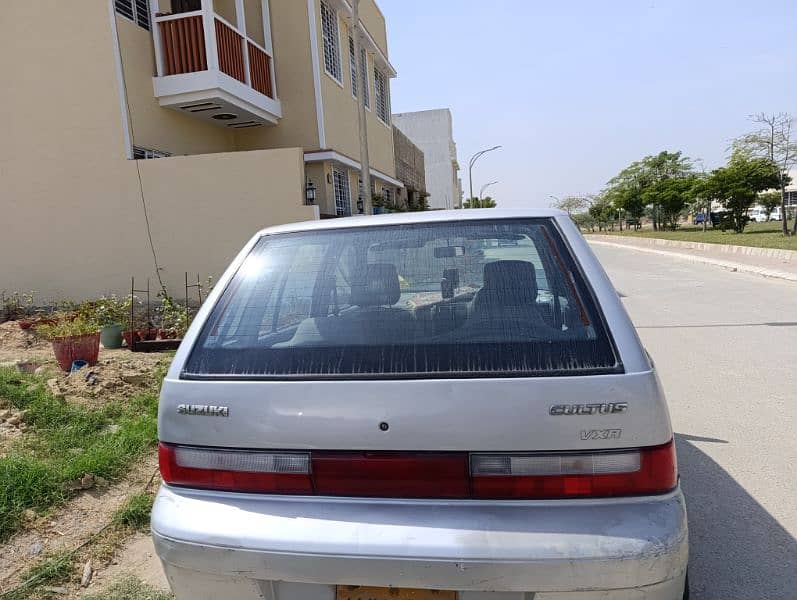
[337,586,456,600]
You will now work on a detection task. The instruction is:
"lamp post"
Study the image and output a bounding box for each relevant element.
[468,146,501,205]
[479,180,498,201]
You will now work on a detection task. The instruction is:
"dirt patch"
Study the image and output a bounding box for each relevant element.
[0,322,51,362]
[80,533,170,597]
[0,454,160,596]
[47,354,166,409]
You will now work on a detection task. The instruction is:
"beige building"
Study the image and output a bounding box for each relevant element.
[1,0,399,300]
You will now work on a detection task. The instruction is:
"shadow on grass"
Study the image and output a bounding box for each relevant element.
[676,433,797,599]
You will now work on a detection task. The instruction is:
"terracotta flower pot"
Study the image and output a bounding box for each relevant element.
[122,330,139,348]
[51,332,101,372]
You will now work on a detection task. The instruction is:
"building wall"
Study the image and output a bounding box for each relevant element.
[392,109,460,210]
[0,1,314,300]
[393,126,426,195]
[234,0,321,152]
[116,16,235,156]
[314,1,396,177]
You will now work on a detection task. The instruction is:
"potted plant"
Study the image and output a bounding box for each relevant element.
[158,294,190,340]
[120,295,148,347]
[36,315,101,372]
[92,295,126,349]
[372,194,385,215]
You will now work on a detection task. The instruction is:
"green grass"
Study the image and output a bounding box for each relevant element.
[112,492,154,531]
[600,221,797,251]
[83,576,173,600]
[0,368,160,541]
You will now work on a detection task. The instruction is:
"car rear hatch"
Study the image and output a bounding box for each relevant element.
[158,216,675,501]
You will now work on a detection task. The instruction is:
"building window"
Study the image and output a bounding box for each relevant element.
[115,0,151,31]
[349,38,370,108]
[382,186,393,206]
[320,2,342,82]
[360,47,370,108]
[374,67,389,124]
[333,168,352,216]
[133,146,170,160]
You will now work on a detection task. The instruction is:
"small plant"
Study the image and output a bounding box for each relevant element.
[1,291,36,321]
[158,294,190,338]
[36,314,100,341]
[92,295,127,327]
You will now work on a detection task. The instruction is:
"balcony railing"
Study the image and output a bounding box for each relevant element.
[154,10,275,100]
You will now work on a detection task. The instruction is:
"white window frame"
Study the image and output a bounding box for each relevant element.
[349,37,370,109]
[382,185,393,206]
[320,2,343,84]
[374,67,390,125]
[115,0,151,31]
[133,146,170,160]
[333,168,352,216]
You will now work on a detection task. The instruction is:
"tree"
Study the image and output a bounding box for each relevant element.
[463,196,497,209]
[603,151,694,230]
[550,195,592,216]
[691,172,720,232]
[641,176,697,230]
[758,191,782,220]
[706,151,781,233]
[588,196,618,231]
[733,113,797,235]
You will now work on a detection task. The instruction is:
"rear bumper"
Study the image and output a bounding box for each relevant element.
[152,484,688,597]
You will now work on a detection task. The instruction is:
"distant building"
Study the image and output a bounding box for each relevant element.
[392,109,461,210]
[392,126,427,209]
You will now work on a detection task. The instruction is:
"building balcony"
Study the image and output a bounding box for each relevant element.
[150,1,281,128]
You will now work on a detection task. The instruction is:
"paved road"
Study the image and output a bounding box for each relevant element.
[591,244,797,599]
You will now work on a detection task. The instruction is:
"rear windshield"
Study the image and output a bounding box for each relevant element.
[183,219,620,379]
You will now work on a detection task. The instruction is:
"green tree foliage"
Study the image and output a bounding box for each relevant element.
[757,191,782,219]
[704,152,781,233]
[588,196,619,231]
[732,113,796,235]
[463,196,497,208]
[641,176,698,230]
[604,151,694,229]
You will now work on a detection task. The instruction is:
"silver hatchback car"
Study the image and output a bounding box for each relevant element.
[152,209,688,600]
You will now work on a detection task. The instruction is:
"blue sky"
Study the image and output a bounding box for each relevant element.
[380,0,797,207]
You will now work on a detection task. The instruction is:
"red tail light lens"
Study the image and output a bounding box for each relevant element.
[159,441,676,499]
[470,441,676,499]
[159,443,313,494]
[312,452,470,498]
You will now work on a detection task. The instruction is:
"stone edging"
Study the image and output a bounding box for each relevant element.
[585,234,797,263]
[587,238,797,283]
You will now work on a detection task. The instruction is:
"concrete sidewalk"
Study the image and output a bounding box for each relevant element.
[585,235,797,283]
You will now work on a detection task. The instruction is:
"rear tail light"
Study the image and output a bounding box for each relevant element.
[158,443,313,494]
[159,440,676,499]
[471,442,676,499]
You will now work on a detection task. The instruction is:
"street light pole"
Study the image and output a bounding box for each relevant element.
[468,145,501,204]
[479,180,498,200]
[350,0,371,215]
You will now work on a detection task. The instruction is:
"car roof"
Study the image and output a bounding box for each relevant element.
[257,208,569,237]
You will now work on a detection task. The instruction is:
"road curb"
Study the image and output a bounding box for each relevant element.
[587,239,797,283]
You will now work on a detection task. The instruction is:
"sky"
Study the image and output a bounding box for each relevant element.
[379,0,797,208]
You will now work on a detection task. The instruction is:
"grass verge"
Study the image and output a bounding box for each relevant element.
[3,491,159,600]
[0,367,160,541]
[600,221,797,251]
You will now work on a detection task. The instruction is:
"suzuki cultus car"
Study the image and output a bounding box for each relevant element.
[152,209,688,600]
